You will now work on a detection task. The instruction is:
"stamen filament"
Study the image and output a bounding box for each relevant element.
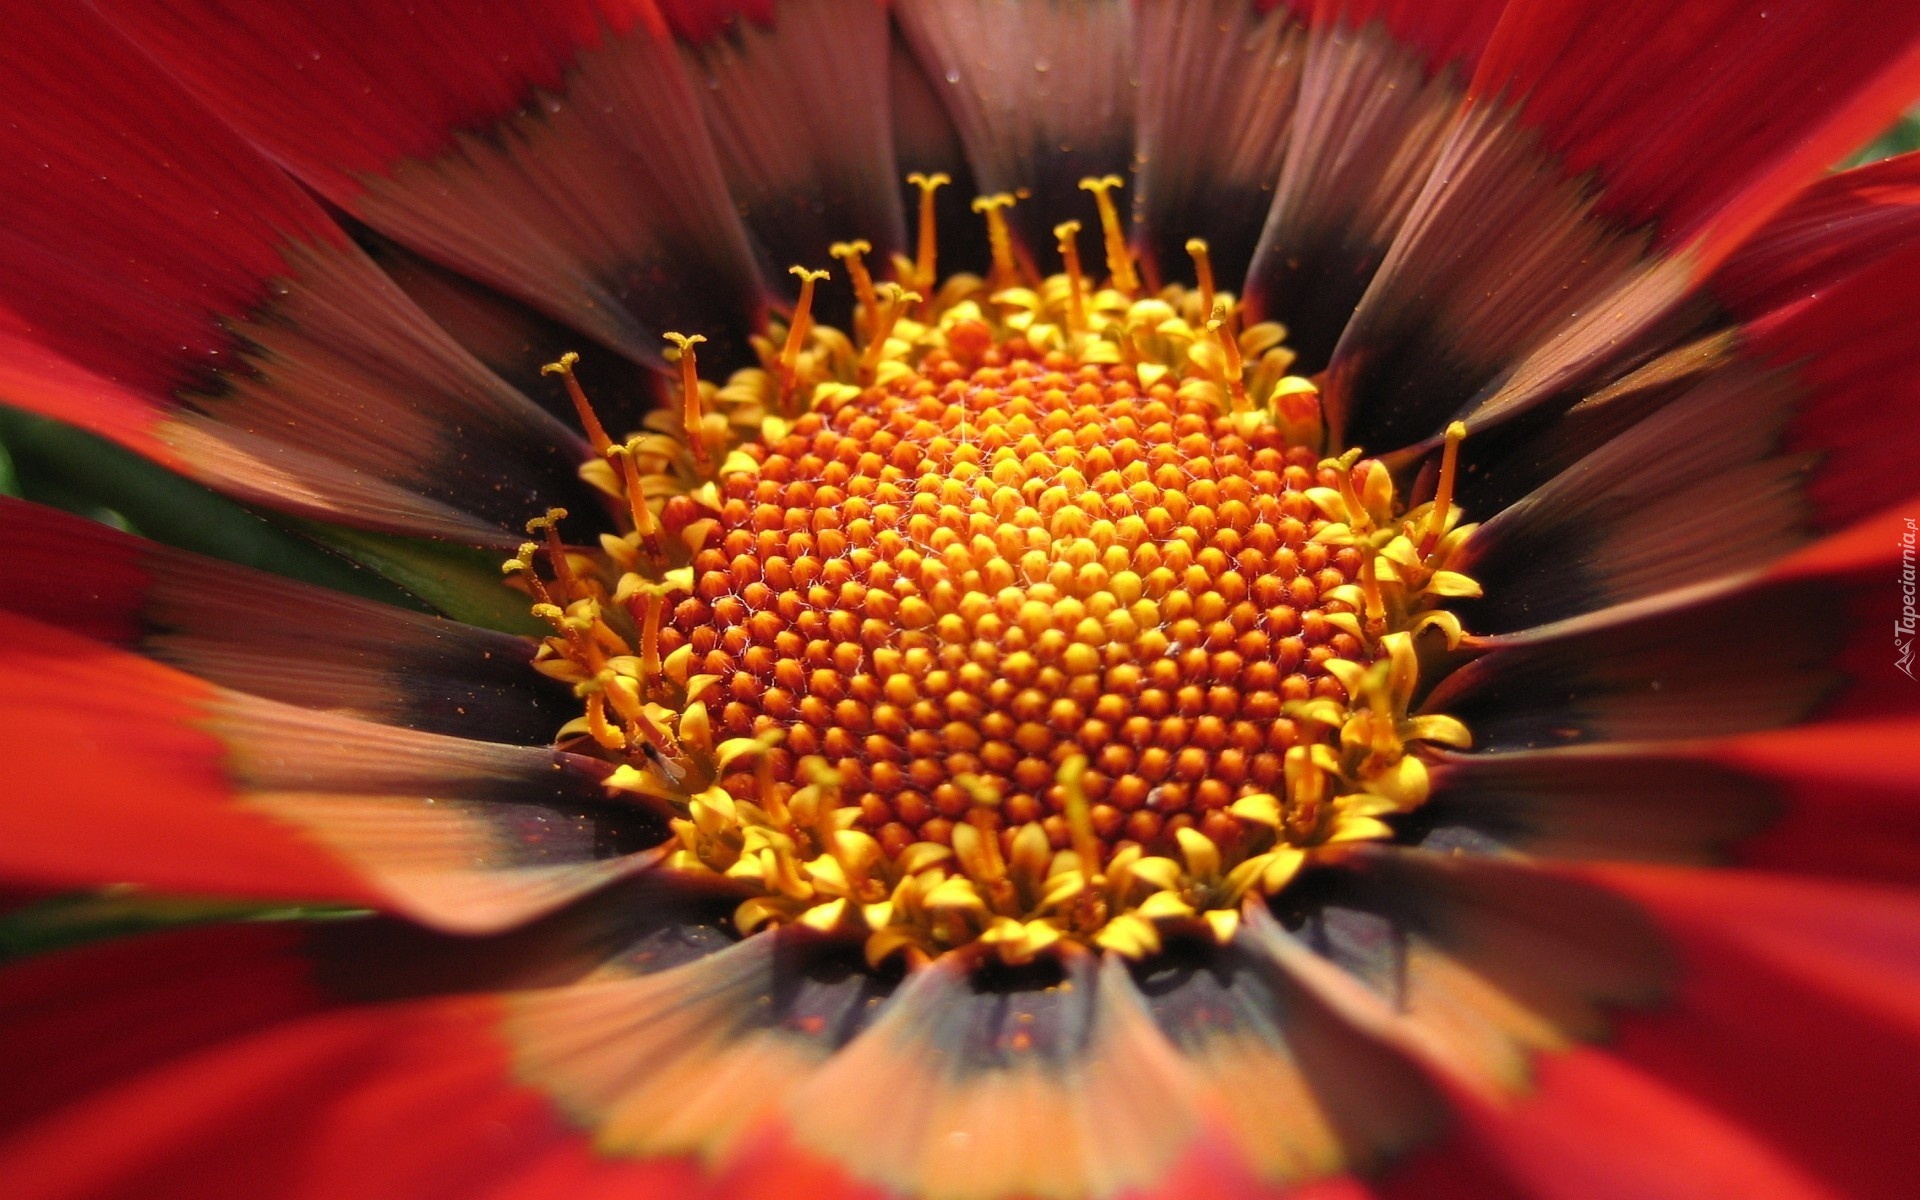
[1424,421,1469,551]
[1054,220,1088,333]
[1058,755,1104,882]
[1186,238,1217,321]
[779,266,830,415]
[610,440,667,569]
[664,332,712,475]
[638,589,664,695]
[907,172,950,299]
[858,285,919,382]
[540,352,613,456]
[971,193,1020,289]
[1077,175,1139,295]
[584,690,627,751]
[1207,303,1247,410]
[1360,552,1387,641]
[830,240,878,342]
[532,508,580,601]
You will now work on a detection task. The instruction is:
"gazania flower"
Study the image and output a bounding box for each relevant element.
[4,0,1920,1195]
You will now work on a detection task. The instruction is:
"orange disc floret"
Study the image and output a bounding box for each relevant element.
[662,342,1370,868]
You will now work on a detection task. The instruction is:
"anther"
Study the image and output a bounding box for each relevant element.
[1054,220,1088,333]
[541,352,614,457]
[780,266,831,414]
[906,172,951,298]
[830,239,878,341]
[1186,239,1217,321]
[507,540,558,609]
[1077,175,1139,295]
[535,508,581,602]
[663,332,713,475]
[1423,421,1469,552]
[971,193,1020,289]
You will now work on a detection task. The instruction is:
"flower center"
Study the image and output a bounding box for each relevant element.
[510,178,1480,967]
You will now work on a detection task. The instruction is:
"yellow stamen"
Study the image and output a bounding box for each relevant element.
[1360,552,1387,641]
[1057,755,1104,882]
[584,690,627,751]
[971,193,1020,289]
[609,439,666,569]
[663,332,712,475]
[540,352,613,457]
[1054,220,1088,333]
[529,508,581,602]
[1186,238,1217,321]
[830,239,877,341]
[1077,175,1139,295]
[906,171,950,298]
[1424,420,1469,551]
[858,284,919,382]
[779,266,830,415]
[638,588,664,696]
[1207,303,1247,410]
[505,541,556,608]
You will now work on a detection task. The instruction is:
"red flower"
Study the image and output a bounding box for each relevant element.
[4,1,1920,1196]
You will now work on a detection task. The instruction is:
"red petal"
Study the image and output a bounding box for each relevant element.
[1133,0,1304,288]
[1300,0,1508,70]
[0,611,379,907]
[1431,576,1843,749]
[1137,935,1446,1185]
[1453,1048,1834,1200]
[1246,0,1501,367]
[1708,718,1920,883]
[1328,0,1920,450]
[1710,152,1920,317]
[1763,493,1920,580]
[678,0,908,277]
[0,498,569,744]
[1562,866,1920,1199]
[0,5,601,544]
[1734,239,1920,529]
[0,609,661,930]
[1251,859,1858,1197]
[505,933,849,1171]
[0,925,322,1133]
[0,991,696,1200]
[1460,354,1810,630]
[1472,0,1920,259]
[101,0,768,367]
[0,919,866,1200]
[776,954,1206,1199]
[655,0,777,45]
[894,0,1136,259]
[1428,744,1778,866]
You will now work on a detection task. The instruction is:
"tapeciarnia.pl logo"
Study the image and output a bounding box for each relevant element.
[1899,517,1917,680]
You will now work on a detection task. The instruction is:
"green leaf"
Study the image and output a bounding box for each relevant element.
[1844,106,1920,168]
[0,888,369,961]
[0,432,19,498]
[296,521,545,634]
[0,405,427,611]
